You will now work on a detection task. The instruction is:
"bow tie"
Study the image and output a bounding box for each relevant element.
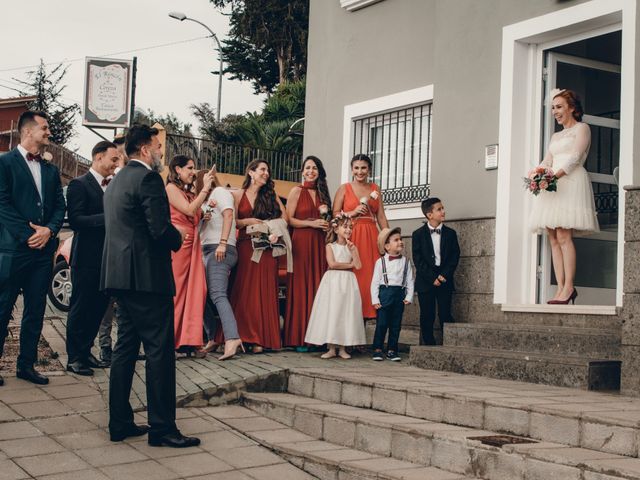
[430,228,441,235]
[101,178,111,187]
[26,152,41,162]
[388,255,402,261]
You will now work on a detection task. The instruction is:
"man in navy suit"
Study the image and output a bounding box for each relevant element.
[412,197,460,346]
[65,140,119,376]
[0,111,66,385]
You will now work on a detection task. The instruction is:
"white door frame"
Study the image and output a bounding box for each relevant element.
[494,0,635,307]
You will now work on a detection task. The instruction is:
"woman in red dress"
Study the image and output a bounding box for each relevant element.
[283,156,331,350]
[230,160,287,353]
[333,154,389,320]
[166,155,215,355]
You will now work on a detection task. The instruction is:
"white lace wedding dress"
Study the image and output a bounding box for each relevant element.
[304,243,366,347]
[529,121,600,233]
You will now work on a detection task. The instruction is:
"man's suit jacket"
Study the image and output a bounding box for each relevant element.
[67,172,106,269]
[0,148,65,263]
[100,161,182,296]
[412,223,460,293]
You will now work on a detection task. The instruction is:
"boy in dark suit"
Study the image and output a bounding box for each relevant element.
[0,111,66,385]
[412,198,460,346]
[65,140,119,376]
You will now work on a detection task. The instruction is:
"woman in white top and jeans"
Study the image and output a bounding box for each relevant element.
[200,179,243,360]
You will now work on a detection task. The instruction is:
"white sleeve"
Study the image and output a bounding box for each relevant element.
[404,259,415,303]
[213,187,234,213]
[562,122,591,175]
[370,259,383,306]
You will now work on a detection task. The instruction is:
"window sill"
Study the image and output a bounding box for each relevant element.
[340,0,384,12]
[501,304,618,315]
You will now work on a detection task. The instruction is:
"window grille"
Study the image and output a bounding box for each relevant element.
[352,103,432,205]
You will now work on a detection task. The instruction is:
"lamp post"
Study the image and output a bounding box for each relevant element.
[169,11,223,122]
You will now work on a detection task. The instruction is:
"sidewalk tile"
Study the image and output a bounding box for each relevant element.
[44,384,98,400]
[37,468,111,480]
[10,399,68,419]
[32,414,97,434]
[54,429,112,450]
[189,471,254,480]
[198,431,256,451]
[176,416,225,435]
[0,404,20,422]
[211,445,285,468]
[241,463,316,480]
[0,387,52,404]
[60,394,106,413]
[14,451,89,476]
[158,452,234,477]
[0,421,42,441]
[76,444,148,467]
[0,436,65,458]
[0,459,30,480]
[100,459,179,480]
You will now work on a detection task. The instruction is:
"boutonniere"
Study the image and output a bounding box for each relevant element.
[42,151,53,163]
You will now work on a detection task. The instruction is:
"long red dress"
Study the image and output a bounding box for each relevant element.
[169,188,206,349]
[343,182,380,319]
[283,186,327,347]
[230,192,282,349]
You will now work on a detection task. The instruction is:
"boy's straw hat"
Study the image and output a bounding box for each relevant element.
[377,227,402,255]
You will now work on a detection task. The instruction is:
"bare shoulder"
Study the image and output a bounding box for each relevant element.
[288,185,302,200]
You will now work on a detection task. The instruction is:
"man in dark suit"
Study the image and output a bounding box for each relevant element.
[0,111,66,385]
[65,140,119,376]
[412,197,460,346]
[100,124,199,448]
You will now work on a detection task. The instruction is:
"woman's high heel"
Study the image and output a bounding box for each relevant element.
[198,340,219,355]
[218,339,245,361]
[548,288,578,305]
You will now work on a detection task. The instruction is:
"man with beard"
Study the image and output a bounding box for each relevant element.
[0,111,65,386]
[100,124,199,447]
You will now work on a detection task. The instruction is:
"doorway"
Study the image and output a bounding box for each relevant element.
[537,31,621,305]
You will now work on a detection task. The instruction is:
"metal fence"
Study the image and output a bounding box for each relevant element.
[165,134,302,182]
[352,103,432,205]
[47,143,91,181]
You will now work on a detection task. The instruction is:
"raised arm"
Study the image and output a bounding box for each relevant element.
[166,182,211,218]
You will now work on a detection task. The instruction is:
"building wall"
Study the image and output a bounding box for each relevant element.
[304,0,591,220]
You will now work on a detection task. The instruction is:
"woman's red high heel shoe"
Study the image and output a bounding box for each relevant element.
[548,288,578,305]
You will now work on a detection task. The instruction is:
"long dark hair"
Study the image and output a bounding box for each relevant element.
[303,155,332,211]
[241,159,282,220]
[167,155,195,192]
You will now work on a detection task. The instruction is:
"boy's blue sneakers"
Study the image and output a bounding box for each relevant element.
[372,351,384,361]
[386,351,401,362]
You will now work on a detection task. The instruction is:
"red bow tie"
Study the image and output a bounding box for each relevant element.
[26,152,41,162]
[388,255,402,261]
[101,178,111,187]
[430,228,441,235]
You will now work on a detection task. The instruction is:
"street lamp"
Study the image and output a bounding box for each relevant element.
[169,11,223,122]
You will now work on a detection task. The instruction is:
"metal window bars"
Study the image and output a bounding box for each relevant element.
[352,103,432,205]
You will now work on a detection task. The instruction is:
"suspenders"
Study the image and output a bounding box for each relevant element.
[381,257,409,288]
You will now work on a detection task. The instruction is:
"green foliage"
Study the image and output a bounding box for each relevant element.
[133,109,192,135]
[191,102,246,143]
[209,0,309,94]
[15,60,80,146]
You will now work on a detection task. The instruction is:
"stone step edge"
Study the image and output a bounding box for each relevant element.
[242,391,640,480]
[445,322,621,337]
[286,369,638,453]
[177,369,289,408]
[409,345,621,365]
[218,403,476,480]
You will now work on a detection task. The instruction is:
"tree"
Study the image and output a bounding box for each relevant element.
[190,103,246,143]
[15,60,80,146]
[210,0,309,94]
[132,109,192,135]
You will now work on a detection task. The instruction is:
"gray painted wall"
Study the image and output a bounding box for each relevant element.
[304,0,592,220]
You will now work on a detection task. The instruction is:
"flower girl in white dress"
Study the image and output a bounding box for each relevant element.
[304,213,366,359]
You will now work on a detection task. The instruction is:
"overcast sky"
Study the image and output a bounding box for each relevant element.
[1,0,266,158]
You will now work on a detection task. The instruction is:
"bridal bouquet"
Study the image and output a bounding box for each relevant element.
[523,167,557,196]
[246,223,284,250]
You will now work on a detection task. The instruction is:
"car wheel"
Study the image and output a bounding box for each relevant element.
[48,260,72,312]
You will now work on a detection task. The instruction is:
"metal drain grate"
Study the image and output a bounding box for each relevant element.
[467,435,538,447]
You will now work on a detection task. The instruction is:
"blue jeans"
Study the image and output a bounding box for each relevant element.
[372,286,405,352]
[203,244,239,341]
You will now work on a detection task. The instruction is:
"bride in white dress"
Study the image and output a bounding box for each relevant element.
[304,213,366,359]
[529,88,599,305]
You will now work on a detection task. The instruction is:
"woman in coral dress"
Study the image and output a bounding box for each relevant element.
[166,155,215,354]
[283,156,331,349]
[333,154,389,319]
[230,159,288,352]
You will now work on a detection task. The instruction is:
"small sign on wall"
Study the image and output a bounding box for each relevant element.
[485,144,498,170]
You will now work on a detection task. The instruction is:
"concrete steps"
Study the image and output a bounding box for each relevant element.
[239,391,640,480]
[208,403,475,480]
[409,345,621,390]
[284,367,640,459]
[444,322,621,358]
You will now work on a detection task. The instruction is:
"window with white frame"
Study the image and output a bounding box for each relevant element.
[351,103,432,205]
